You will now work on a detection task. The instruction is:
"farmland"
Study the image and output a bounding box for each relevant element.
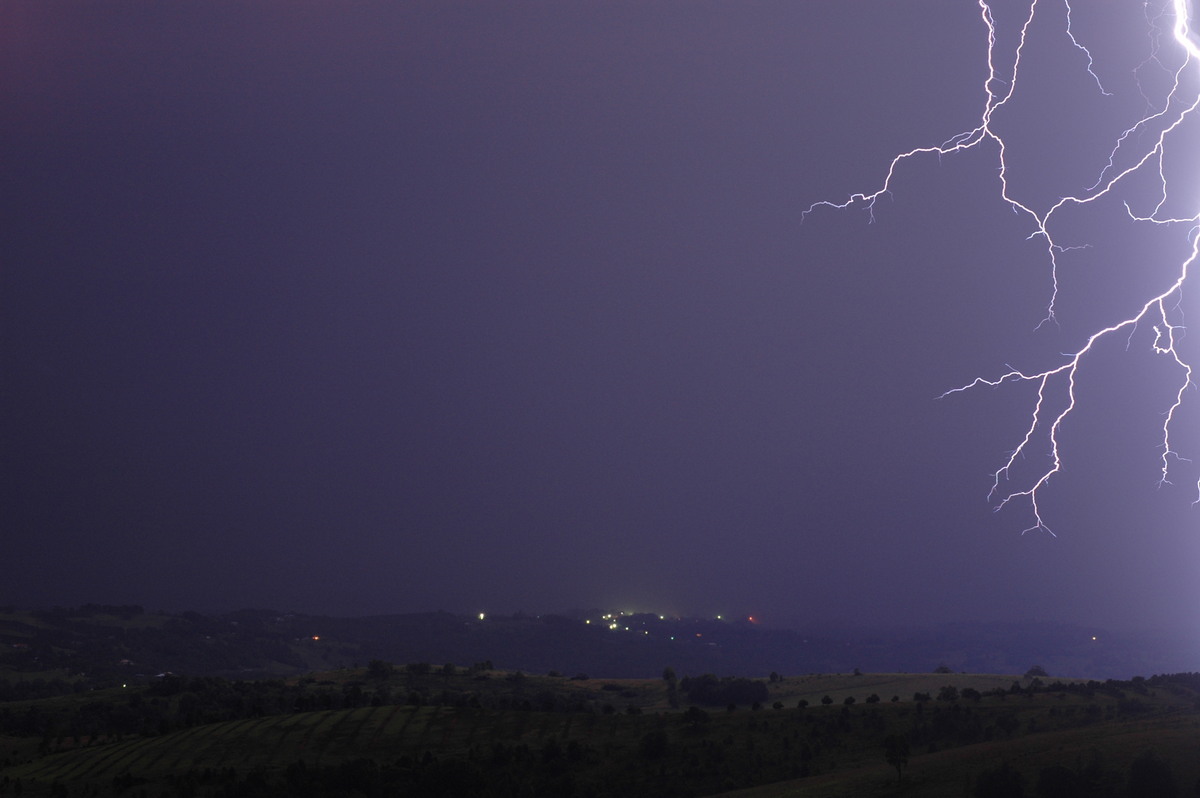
[2,667,1199,796]
[3,606,1199,795]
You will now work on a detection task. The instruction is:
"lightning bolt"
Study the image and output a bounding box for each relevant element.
[804,0,1199,536]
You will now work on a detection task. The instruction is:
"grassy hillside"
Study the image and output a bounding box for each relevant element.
[722,709,1200,797]
[2,668,1198,796]
[765,672,1028,706]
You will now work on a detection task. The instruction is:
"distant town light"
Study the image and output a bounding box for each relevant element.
[311,635,320,641]
[479,613,485,621]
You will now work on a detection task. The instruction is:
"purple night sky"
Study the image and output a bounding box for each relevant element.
[3,2,1197,636]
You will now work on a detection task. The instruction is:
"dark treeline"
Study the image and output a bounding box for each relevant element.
[6,663,1199,751]
[0,662,628,751]
[677,674,769,707]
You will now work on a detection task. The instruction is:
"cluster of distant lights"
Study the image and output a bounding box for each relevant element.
[589,611,664,633]
[474,610,753,641]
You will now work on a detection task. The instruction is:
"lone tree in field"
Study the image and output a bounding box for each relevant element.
[1125,750,1176,797]
[682,706,710,730]
[884,733,910,782]
[366,659,394,680]
[975,761,1025,798]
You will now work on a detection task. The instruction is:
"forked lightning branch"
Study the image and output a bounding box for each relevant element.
[804,0,1200,535]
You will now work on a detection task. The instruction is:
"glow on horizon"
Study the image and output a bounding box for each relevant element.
[805,0,1200,535]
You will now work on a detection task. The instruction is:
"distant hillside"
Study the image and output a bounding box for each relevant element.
[0,605,1194,692]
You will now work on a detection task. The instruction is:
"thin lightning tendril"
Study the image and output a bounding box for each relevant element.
[804,0,1200,536]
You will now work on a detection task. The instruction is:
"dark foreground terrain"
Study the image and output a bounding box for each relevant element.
[3,665,1200,796]
[2,606,1199,796]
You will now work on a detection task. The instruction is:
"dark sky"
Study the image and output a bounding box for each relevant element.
[3,2,1197,634]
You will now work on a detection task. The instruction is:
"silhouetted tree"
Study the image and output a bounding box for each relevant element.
[679,674,768,706]
[639,730,668,759]
[884,733,910,782]
[366,660,393,680]
[1036,764,1086,798]
[976,761,1025,798]
[1125,750,1176,797]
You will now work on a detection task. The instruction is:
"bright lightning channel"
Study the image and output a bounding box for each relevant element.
[804,0,1200,536]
